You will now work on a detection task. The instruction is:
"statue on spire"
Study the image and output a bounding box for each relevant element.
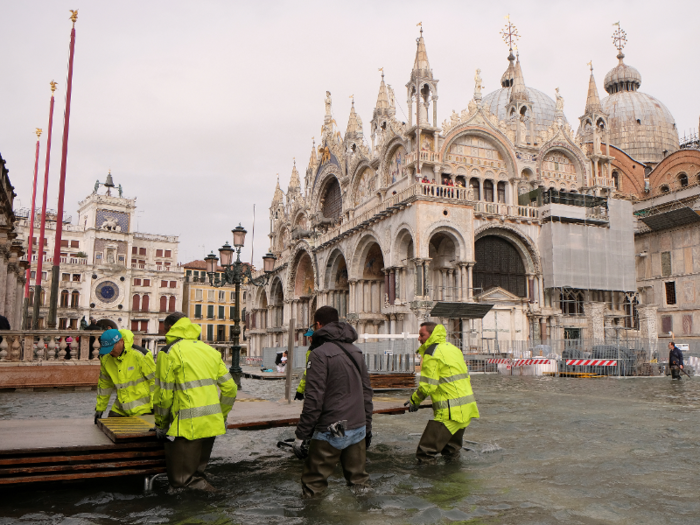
[474,68,483,101]
[325,91,332,117]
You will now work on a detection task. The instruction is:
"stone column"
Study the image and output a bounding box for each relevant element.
[467,263,475,300]
[15,274,25,330]
[0,247,8,317]
[348,280,357,313]
[389,268,396,305]
[637,304,658,351]
[584,301,606,343]
[5,263,18,326]
[456,265,463,302]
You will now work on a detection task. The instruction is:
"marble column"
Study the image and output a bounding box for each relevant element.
[467,263,474,301]
[0,248,8,317]
[5,263,18,326]
[389,268,396,305]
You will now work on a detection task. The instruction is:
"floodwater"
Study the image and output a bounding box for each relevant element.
[1,375,699,525]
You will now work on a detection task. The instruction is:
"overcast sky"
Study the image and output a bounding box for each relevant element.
[2,1,698,267]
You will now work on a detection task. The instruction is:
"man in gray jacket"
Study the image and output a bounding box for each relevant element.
[293,306,373,497]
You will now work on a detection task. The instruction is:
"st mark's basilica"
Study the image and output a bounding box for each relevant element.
[245,23,700,356]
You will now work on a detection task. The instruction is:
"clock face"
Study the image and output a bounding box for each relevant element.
[96,281,120,303]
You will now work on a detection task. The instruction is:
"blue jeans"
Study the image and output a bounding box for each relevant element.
[312,425,366,450]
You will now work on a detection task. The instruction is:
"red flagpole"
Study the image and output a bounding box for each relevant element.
[22,129,42,328]
[32,83,57,330]
[48,12,78,329]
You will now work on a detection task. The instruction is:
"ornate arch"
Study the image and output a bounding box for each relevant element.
[349,232,387,280]
[391,223,416,266]
[311,163,345,216]
[423,222,468,261]
[440,126,518,180]
[538,140,589,187]
[474,224,541,274]
[285,241,318,299]
[379,137,410,187]
[324,247,349,291]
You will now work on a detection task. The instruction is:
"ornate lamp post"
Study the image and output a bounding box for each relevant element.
[206,224,276,386]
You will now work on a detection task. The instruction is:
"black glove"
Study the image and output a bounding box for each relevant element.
[94,411,103,425]
[405,399,420,413]
[294,392,304,401]
[155,427,168,441]
[365,431,372,449]
[292,438,310,460]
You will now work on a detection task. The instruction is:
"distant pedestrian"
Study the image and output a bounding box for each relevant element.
[669,342,684,380]
[293,306,373,498]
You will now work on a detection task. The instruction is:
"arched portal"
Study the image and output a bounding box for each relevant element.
[325,249,349,318]
[270,278,284,328]
[291,250,316,343]
[428,232,458,301]
[359,242,385,315]
[321,177,342,220]
[474,236,527,297]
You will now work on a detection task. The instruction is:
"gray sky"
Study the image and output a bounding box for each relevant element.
[2,1,698,267]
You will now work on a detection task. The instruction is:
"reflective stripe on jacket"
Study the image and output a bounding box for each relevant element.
[296,349,312,394]
[95,329,155,416]
[410,324,479,425]
[153,317,237,440]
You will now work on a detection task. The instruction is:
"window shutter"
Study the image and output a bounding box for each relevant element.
[132,294,140,312]
[131,320,139,331]
[142,294,150,312]
[165,250,172,258]
[168,296,176,312]
[156,249,163,257]
[143,279,150,286]
[132,247,138,255]
[160,296,167,312]
[169,281,176,288]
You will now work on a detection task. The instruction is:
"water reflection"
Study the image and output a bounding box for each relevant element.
[1,376,699,524]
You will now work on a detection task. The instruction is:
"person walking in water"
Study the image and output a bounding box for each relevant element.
[293,306,373,497]
[669,341,685,380]
[406,322,480,463]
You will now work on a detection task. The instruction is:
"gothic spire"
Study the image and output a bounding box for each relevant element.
[272,174,284,205]
[411,26,432,81]
[584,63,603,114]
[510,53,529,103]
[288,159,301,190]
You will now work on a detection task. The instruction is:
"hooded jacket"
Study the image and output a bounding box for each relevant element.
[95,329,155,416]
[153,317,237,440]
[669,345,684,367]
[295,322,373,440]
[411,324,479,426]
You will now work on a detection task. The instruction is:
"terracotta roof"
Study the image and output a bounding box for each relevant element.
[182,259,253,272]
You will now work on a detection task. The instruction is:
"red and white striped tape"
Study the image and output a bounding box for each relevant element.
[565,359,617,366]
[487,358,511,364]
[512,359,552,366]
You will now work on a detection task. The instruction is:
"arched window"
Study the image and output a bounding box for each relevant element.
[678,173,688,187]
[71,291,80,308]
[29,289,35,307]
[321,177,342,220]
[60,290,69,307]
[469,178,480,200]
[612,171,620,190]
[168,296,176,313]
[483,180,494,202]
[160,295,167,312]
[497,181,507,203]
[132,294,140,312]
[474,236,527,297]
[142,294,150,312]
[660,185,670,193]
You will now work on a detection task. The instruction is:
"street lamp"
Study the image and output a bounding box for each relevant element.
[207,224,277,386]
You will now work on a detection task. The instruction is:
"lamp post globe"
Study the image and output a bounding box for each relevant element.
[262,252,277,273]
[232,224,247,249]
[204,252,219,275]
[219,242,234,267]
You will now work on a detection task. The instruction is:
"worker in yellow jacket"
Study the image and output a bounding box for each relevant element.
[294,325,317,400]
[94,329,156,422]
[153,312,237,491]
[407,322,480,463]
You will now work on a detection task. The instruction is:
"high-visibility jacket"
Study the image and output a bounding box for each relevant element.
[296,349,312,395]
[410,324,479,425]
[153,317,237,440]
[96,329,155,416]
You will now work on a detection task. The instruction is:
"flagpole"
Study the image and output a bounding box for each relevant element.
[22,129,42,329]
[32,82,58,330]
[48,11,78,329]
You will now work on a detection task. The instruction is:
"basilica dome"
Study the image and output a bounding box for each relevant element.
[482,53,565,134]
[601,53,679,164]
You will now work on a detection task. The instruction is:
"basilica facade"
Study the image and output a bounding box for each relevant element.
[246,26,696,355]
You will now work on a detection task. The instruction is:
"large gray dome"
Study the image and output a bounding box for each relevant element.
[601,91,679,164]
[600,54,679,164]
[482,86,564,134]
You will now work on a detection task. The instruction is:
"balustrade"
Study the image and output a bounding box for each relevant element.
[0,330,103,363]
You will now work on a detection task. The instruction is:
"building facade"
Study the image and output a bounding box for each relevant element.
[0,152,29,329]
[15,175,184,333]
[182,260,248,344]
[246,25,689,355]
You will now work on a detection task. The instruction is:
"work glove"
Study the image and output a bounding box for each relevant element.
[365,431,372,449]
[155,427,168,441]
[292,438,310,460]
[294,392,304,401]
[405,400,420,413]
[94,411,103,425]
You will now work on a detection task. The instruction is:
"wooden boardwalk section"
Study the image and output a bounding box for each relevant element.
[0,394,424,485]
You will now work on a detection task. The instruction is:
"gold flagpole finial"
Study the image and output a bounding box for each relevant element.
[35,128,43,139]
[505,13,510,20]
[416,21,422,27]
[69,9,78,26]
[50,80,57,96]
[587,60,593,71]
[613,21,620,27]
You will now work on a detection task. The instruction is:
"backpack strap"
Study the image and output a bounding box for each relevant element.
[329,341,364,380]
[132,344,148,356]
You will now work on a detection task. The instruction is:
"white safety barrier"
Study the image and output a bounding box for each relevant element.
[565,359,617,366]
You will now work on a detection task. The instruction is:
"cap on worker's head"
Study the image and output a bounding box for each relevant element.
[99,329,122,355]
[304,326,314,337]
